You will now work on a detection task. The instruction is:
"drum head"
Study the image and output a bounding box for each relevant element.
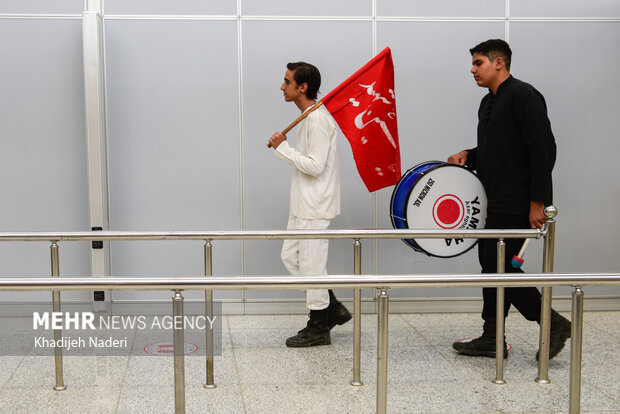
[390,162,487,258]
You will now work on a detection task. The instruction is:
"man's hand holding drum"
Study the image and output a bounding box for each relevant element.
[447,150,468,166]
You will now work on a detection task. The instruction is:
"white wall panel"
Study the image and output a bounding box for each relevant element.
[511,23,620,282]
[377,0,504,18]
[0,19,90,300]
[105,19,242,300]
[0,0,82,14]
[241,0,371,17]
[104,0,235,15]
[2,1,619,309]
[510,21,620,297]
[511,0,620,18]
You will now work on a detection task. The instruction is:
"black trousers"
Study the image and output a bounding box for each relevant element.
[479,212,541,333]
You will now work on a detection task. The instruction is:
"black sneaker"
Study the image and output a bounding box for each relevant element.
[285,326,331,348]
[537,312,571,361]
[452,336,508,358]
[327,303,352,330]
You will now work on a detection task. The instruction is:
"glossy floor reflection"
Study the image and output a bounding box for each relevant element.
[0,311,618,413]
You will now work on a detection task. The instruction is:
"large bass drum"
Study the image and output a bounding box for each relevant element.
[390,161,487,258]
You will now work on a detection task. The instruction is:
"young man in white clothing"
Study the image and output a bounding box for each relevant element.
[269,62,351,347]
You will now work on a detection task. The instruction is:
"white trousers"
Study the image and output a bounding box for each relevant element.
[281,214,331,310]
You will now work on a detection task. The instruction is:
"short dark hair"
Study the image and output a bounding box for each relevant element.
[470,39,512,71]
[286,61,321,100]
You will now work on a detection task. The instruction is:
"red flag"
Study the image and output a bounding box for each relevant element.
[321,47,401,192]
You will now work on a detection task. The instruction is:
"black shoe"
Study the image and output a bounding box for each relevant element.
[327,302,352,330]
[452,335,508,358]
[285,325,331,347]
[537,311,571,361]
[286,309,331,348]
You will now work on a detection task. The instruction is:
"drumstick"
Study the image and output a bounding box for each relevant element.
[267,101,324,148]
[511,238,531,269]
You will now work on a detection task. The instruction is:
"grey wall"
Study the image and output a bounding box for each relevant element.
[0,13,90,302]
[1,0,619,306]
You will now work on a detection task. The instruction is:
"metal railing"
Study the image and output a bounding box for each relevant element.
[0,206,600,413]
[1,274,619,414]
[0,231,546,382]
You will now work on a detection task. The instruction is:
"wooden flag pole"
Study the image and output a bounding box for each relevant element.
[267,101,324,147]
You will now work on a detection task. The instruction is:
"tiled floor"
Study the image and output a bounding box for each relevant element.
[0,311,619,413]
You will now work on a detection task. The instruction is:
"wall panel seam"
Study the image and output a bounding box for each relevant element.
[0,14,82,19]
[237,0,247,310]
[4,14,619,22]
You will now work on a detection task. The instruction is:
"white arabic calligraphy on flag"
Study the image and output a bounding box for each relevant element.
[321,48,401,192]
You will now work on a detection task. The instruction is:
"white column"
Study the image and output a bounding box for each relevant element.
[82,0,110,311]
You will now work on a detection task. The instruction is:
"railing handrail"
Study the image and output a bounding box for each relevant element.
[0,273,618,291]
[0,212,610,414]
[0,228,544,242]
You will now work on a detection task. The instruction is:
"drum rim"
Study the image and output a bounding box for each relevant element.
[389,160,444,256]
[390,161,485,258]
[390,160,443,229]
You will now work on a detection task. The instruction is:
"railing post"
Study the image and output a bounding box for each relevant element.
[569,286,584,414]
[351,238,363,386]
[537,205,557,384]
[50,241,66,391]
[172,290,186,414]
[376,288,389,414]
[494,238,507,385]
[203,240,216,389]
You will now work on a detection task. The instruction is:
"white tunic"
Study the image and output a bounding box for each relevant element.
[274,105,340,220]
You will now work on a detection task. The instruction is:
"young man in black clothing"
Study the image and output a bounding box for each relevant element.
[448,39,571,360]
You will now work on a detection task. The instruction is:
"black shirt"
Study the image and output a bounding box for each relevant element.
[466,76,556,215]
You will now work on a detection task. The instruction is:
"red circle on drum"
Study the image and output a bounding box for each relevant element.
[437,199,460,224]
[433,194,465,229]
